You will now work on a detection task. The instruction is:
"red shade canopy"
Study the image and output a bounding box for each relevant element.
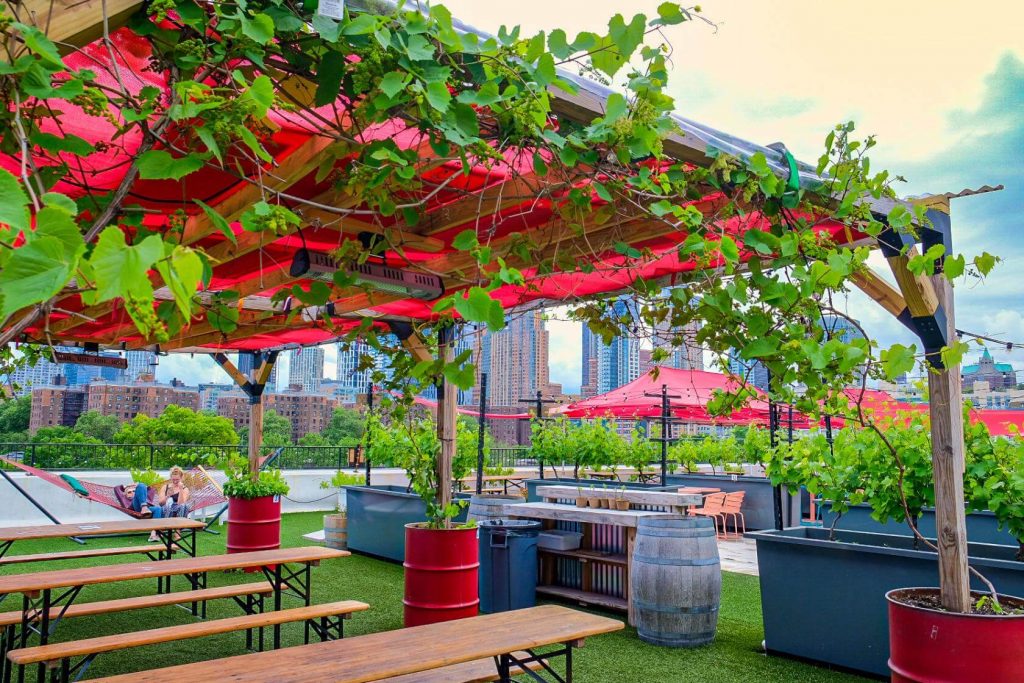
[3,27,869,356]
[847,389,1024,437]
[553,366,782,425]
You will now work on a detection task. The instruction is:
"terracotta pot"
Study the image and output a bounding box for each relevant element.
[575,497,587,507]
[615,499,630,511]
[587,497,601,508]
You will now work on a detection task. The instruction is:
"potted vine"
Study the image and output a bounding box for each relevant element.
[221,458,290,555]
[395,417,479,627]
[755,410,1024,677]
[319,471,365,551]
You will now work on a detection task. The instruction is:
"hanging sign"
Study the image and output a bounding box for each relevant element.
[53,351,128,369]
[317,0,345,21]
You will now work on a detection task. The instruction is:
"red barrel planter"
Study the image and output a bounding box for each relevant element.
[227,495,282,556]
[888,587,1024,682]
[403,524,479,627]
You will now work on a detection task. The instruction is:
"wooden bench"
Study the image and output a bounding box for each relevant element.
[381,652,541,682]
[7,600,369,683]
[0,544,167,567]
[0,581,274,628]
[91,605,623,683]
[0,582,275,681]
[0,546,349,661]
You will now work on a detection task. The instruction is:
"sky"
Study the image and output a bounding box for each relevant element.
[160,1,1024,394]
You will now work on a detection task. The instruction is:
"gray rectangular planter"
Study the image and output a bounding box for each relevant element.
[523,477,674,502]
[346,485,469,562]
[818,501,1019,547]
[665,473,800,530]
[749,526,1024,677]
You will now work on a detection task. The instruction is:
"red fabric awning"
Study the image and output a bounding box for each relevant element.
[844,389,1024,436]
[553,366,789,425]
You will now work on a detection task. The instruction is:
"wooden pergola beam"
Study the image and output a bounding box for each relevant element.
[12,0,142,51]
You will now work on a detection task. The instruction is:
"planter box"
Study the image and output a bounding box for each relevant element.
[345,485,469,562]
[523,477,674,502]
[818,502,1018,547]
[749,527,1024,677]
[664,473,799,530]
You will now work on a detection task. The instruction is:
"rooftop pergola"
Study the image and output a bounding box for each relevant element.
[1,0,997,613]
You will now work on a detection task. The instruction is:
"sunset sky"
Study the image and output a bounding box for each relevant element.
[161,1,1024,393]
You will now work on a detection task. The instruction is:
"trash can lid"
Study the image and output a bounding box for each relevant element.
[478,519,542,531]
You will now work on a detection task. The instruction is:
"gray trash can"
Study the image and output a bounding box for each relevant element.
[478,519,541,614]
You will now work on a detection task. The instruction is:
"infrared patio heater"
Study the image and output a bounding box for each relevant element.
[289,246,445,302]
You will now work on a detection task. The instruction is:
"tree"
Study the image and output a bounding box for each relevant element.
[323,407,364,445]
[74,410,119,442]
[0,396,30,436]
[298,432,330,447]
[30,426,103,468]
[114,405,238,445]
[262,410,293,448]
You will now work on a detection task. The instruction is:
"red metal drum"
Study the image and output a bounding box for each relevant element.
[227,495,282,558]
[887,587,1024,682]
[403,524,479,627]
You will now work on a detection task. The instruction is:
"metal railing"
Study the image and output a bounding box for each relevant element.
[0,442,536,472]
[0,443,364,471]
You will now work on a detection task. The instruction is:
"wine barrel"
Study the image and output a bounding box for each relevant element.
[468,495,524,523]
[323,513,348,551]
[631,515,721,647]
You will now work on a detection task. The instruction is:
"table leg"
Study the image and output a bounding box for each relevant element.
[273,565,282,649]
[625,528,636,627]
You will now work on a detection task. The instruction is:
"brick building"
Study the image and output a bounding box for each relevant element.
[217,390,340,441]
[29,379,200,433]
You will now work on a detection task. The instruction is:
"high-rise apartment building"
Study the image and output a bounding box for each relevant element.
[581,324,600,390]
[288,347,325,393]
[596,299,641,393]
[726,352,770,392]
[124,351,157,382]
[334,340,394,402]
[478,312,551,407]
[217,390,339,441]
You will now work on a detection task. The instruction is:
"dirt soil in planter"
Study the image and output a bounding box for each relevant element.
[900,591,1024,615]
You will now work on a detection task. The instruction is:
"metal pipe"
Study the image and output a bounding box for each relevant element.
[476,373,488,495]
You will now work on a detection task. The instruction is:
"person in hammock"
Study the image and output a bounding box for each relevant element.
[144,466,191,542]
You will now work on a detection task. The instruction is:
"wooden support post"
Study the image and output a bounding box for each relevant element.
[248,396,264,480]
[927,275,971,613]
[213,351,278,480]
[436,327,456,528]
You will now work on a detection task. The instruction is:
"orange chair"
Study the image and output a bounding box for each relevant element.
[720,491,747,539]
[692,492,728,538]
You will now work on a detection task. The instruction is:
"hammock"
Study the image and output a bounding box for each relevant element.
[0,457,226,519]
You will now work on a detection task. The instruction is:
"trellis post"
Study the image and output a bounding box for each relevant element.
[436,325,456,527]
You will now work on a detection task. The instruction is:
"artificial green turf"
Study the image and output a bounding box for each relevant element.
[1,512,870,682]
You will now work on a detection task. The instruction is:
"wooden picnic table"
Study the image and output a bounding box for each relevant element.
[0,519,207,595]
[91,605,623,683]
[0,546,348,655]
[676,486,722,496]
[456,474,526,494]
[0,518,205,557]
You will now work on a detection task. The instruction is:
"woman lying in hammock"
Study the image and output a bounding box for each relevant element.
[124,466,191,541]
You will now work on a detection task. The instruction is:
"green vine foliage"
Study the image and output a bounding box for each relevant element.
[766,409,1024,557]
[361,410,478,527]
[222,467,291,499]
[0,2,1001,525]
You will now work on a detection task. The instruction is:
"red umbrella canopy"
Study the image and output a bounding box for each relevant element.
[555,366,779,425]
